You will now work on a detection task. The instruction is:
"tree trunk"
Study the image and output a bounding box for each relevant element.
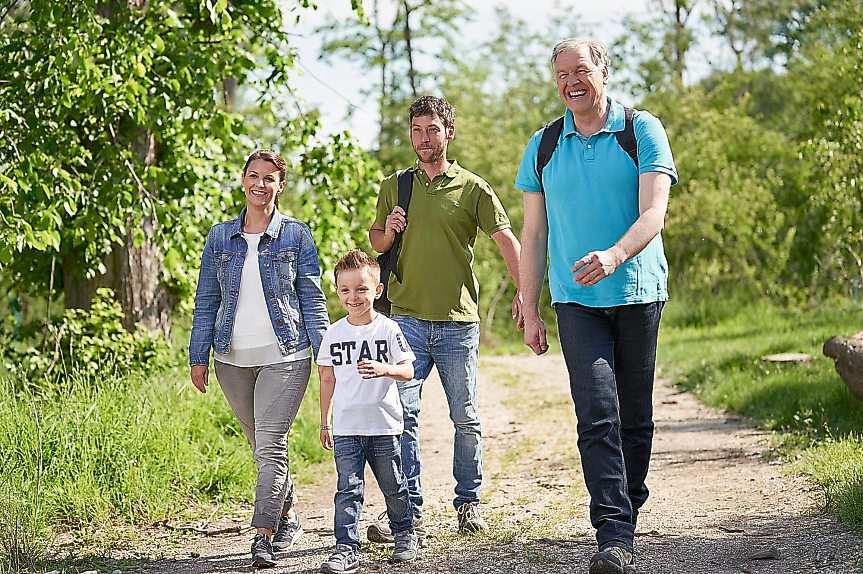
[61,0,172,337]
[373,0,391,140]
[223,76,238,109]
[111,211,173,337]
[63,130,173,337]
[402,0,418,98]
[674,0,686,87]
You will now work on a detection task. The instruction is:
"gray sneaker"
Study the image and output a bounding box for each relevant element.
[589,545,636,574]
[320,544,359,574]
[367,512,426,547]
[456,502,487,534]
[391,529,419,563]
[272,513,303,549]
[251,533,277,568]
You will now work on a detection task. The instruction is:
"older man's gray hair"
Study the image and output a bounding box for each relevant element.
[550,38,610,77]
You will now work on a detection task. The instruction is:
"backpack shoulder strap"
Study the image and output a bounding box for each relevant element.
[536,116,564,194]
[615,106,639,170]
[396,168,413,211]
[389,169,414,282]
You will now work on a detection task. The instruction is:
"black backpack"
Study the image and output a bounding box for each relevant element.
[536,106,639,193]
[374,169,414,315]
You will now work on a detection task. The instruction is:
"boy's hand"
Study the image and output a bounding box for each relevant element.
[357,359,391,379]
[320,427,333,450]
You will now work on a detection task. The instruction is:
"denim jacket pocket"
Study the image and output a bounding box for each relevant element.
[272,249,301,343]
[274,249,298,294]
[215,252,234,284]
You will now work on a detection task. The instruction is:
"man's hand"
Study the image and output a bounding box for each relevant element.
[190,364,209,393]
[572,246,626,286]
[523,315,548,355]
[357,359,392,379]
[512,291,524,330]
[320,427,334,450]
[385,206,407,236]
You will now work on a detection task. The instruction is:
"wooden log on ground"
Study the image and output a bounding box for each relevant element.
[823,331,863,401]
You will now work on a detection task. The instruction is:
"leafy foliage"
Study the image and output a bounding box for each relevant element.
[0,0,369,318]
[0,288,169,385]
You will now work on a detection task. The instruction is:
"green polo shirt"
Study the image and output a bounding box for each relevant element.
[374,161,511,322]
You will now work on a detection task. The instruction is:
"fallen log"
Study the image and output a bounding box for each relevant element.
[823,331,863,401]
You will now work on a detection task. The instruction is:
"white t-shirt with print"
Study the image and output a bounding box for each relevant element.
[317,314,415,436]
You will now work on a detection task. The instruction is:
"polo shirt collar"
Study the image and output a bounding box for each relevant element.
[413,159,461,181]
[563,97,625,136]
[230,207,285,238]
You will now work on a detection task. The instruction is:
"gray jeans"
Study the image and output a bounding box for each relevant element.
[214,358,311,530]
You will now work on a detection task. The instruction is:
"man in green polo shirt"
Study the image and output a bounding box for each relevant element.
[369,95,521,536]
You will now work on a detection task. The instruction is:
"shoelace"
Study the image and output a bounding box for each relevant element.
[458,504,478,519]
[252,535,271,551]
[331,546,355,563]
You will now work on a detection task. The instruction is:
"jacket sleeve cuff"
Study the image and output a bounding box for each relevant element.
[188,353,211,367]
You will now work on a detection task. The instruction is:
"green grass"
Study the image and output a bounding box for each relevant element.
[0,362,327,571]
[659,295,863,528]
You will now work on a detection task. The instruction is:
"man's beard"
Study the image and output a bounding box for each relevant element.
[413,145,444,164]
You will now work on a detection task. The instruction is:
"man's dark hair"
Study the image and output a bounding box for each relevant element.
[408,95,455,131]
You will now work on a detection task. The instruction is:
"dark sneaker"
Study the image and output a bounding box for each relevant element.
[320,544,359,574]
[589,545,636,574]
[251,533,277,568]
[456,502,487,534]
[390,530,418,563]
[272,513,303,550]
[366,511,394,544]
[367,512,426,547]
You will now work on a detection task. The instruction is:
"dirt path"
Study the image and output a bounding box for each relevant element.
[139,354,862,574]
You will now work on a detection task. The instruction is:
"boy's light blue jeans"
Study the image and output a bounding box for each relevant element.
[333,434,414,549]
[391,316,482,515]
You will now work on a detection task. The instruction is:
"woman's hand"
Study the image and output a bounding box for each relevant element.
[357,360,391,379]
[320,427,334,450]
[190,365,209,393]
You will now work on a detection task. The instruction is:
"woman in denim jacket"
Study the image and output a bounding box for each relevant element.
[188,149,329,568]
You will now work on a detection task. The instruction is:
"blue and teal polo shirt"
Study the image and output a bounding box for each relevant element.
[514,98,678,308]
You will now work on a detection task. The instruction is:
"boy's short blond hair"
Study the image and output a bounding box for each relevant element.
[334,249,381,284]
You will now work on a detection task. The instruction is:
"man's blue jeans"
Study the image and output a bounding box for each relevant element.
[555,301,664,551]
[392,316,482,515]
[333,435,413,550]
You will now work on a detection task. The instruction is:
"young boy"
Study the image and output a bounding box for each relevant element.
[317,249,419,574]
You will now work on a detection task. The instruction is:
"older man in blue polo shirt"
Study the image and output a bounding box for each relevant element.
[516,38,677,574]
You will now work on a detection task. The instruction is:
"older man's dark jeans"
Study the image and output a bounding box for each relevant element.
[555,300,664,551]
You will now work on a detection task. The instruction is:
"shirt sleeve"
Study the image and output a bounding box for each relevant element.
[388,321,416,365]
[316,326,334,366]
[634,111,678,186]
[476,181,512,236]
[514,129,544,193]
[373,173,398,229]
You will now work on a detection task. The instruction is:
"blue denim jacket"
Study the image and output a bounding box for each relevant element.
[188,208,330,366]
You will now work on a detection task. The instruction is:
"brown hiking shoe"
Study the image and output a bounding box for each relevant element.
[589,545,637,574]
[456,502,487,534]
[367,511,426,546]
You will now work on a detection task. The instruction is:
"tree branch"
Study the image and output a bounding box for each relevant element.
[106,123,156,205]
[0,0,20,26]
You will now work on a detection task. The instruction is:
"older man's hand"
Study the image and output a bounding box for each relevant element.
[572,246,627,286]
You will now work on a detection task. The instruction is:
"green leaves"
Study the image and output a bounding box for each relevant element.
[0,0,343,310]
